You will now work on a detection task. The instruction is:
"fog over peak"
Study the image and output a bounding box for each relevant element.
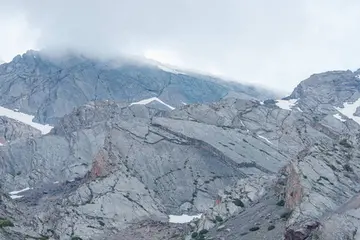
[1,0,360,92]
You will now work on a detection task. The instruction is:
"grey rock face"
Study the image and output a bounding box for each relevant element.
[0,93,354,239]
[0,98,294,239]
[0,116,41,145]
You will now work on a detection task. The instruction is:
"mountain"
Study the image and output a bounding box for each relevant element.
[0,51,359,240]
[0,50,277,124]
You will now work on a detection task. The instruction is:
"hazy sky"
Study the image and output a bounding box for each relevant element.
[1,0,360,92]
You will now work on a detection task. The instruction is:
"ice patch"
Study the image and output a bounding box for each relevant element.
[333,113,346,122]
[258,135,273,145]
[275,99,298,111]
[335,98,360,125]
[169,214,202,224]
[0,106,53,134]
[130,97,175,110]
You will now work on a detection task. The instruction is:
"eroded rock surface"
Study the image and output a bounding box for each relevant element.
[1,62,360,239]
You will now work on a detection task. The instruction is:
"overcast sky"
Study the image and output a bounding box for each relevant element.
[1,0,360,93]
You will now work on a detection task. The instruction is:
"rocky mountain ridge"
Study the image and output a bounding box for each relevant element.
[0,50,277,124]
[0,53,360,239]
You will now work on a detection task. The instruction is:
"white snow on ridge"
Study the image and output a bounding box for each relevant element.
[158,65,185,75]
[169,214,202,224]
[258,135,273,145]
[275,99,298,111]
[335,98,360,125]
[333,113,346,122]
[130,97,175,110]
[0,106,53,134]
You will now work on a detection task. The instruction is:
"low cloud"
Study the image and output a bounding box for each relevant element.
[1,0,360,92]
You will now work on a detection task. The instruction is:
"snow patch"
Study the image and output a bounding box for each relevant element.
[181,102,187,105]
[9,187,32,200]
[10,195,23,199]
[333,113,346,122]
[356,75,360,79]
[158,65,184,75]
[258,135,273,145]
[239,120,245,127]
[169,214,202,224]
[296,107,303,112]
[275,99,298,111]
[335,98,360,125]
[0,106,53,134]
[130,97,175,110]
[9,187,32,195]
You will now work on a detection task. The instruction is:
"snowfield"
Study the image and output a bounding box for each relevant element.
[0,106,53,134]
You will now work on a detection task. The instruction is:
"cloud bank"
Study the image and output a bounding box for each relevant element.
[1,0,360,92]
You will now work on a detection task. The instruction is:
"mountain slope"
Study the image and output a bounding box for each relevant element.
[0,99,289,239]
[0,92,357,239]
[1,51,360,240]
[0,50,277,124]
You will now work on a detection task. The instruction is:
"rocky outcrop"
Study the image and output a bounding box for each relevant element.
[191,175,274,233]
[0,116,41,145]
